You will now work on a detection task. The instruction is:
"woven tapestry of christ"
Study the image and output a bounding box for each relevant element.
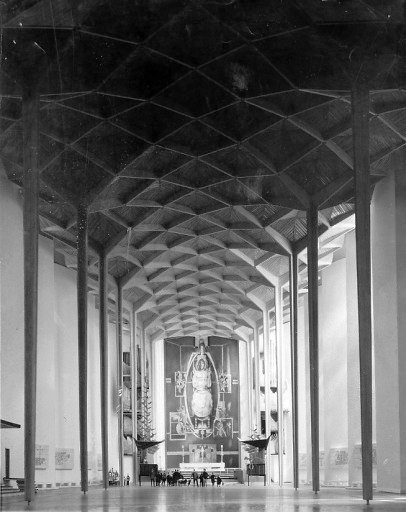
[165,336,240,468]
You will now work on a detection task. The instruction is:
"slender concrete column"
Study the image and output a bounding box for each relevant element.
[246,336,253,431]
[238,340,249,465]
[275,284,284,486]
[263,309,272,484]
[307,201,320,492]
[116,283,124,485]
[352,87,373,503]
[253,325,261,433]
[99,251,109,489]
[289,253,299,489]
[151,340,155,462]
[302,295,313,484]
[22,83,40,504]
[77,202,89,493]
[242,338,252,432]
[153,339,166,467]
[140,324,146,440]
[130,307,138,485]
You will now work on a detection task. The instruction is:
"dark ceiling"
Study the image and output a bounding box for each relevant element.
[1,0,406,340]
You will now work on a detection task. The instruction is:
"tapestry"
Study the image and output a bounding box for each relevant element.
[352,443,377,469]
[35,445,49,470]
[165,336,239,468]
[55,448,74,470]
[328,448,348,467]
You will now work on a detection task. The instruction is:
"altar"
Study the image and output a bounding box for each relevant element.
[179,462,225,472]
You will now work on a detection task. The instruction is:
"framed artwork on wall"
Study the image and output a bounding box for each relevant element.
[35,445,49,470]
[55,448,74,470]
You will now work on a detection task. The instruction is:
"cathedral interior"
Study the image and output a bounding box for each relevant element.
[2,0,406,510]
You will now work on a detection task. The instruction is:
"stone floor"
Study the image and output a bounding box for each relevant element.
[2,484,406,512]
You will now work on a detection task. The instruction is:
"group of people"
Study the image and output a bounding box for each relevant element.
[149,468,223,487]
[109,468,131,486]
[108,468,120,485]
[191,469,223,487]
[149,469,177,486]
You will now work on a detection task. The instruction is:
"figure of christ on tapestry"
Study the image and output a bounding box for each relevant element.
[191,345,213,419]
[165,336,240,469]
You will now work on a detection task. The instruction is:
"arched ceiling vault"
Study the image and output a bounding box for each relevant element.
[1,0,406,340]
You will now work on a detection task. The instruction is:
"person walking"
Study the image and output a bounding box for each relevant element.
[156,472,162,486]
[173,469,180,486]
[192,469,199,486]
[150,468,156,487]
[202,468,209,487]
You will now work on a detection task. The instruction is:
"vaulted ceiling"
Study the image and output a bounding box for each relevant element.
[1,0,406,341]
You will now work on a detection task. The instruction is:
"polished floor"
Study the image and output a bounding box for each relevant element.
[2,484,406,512]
